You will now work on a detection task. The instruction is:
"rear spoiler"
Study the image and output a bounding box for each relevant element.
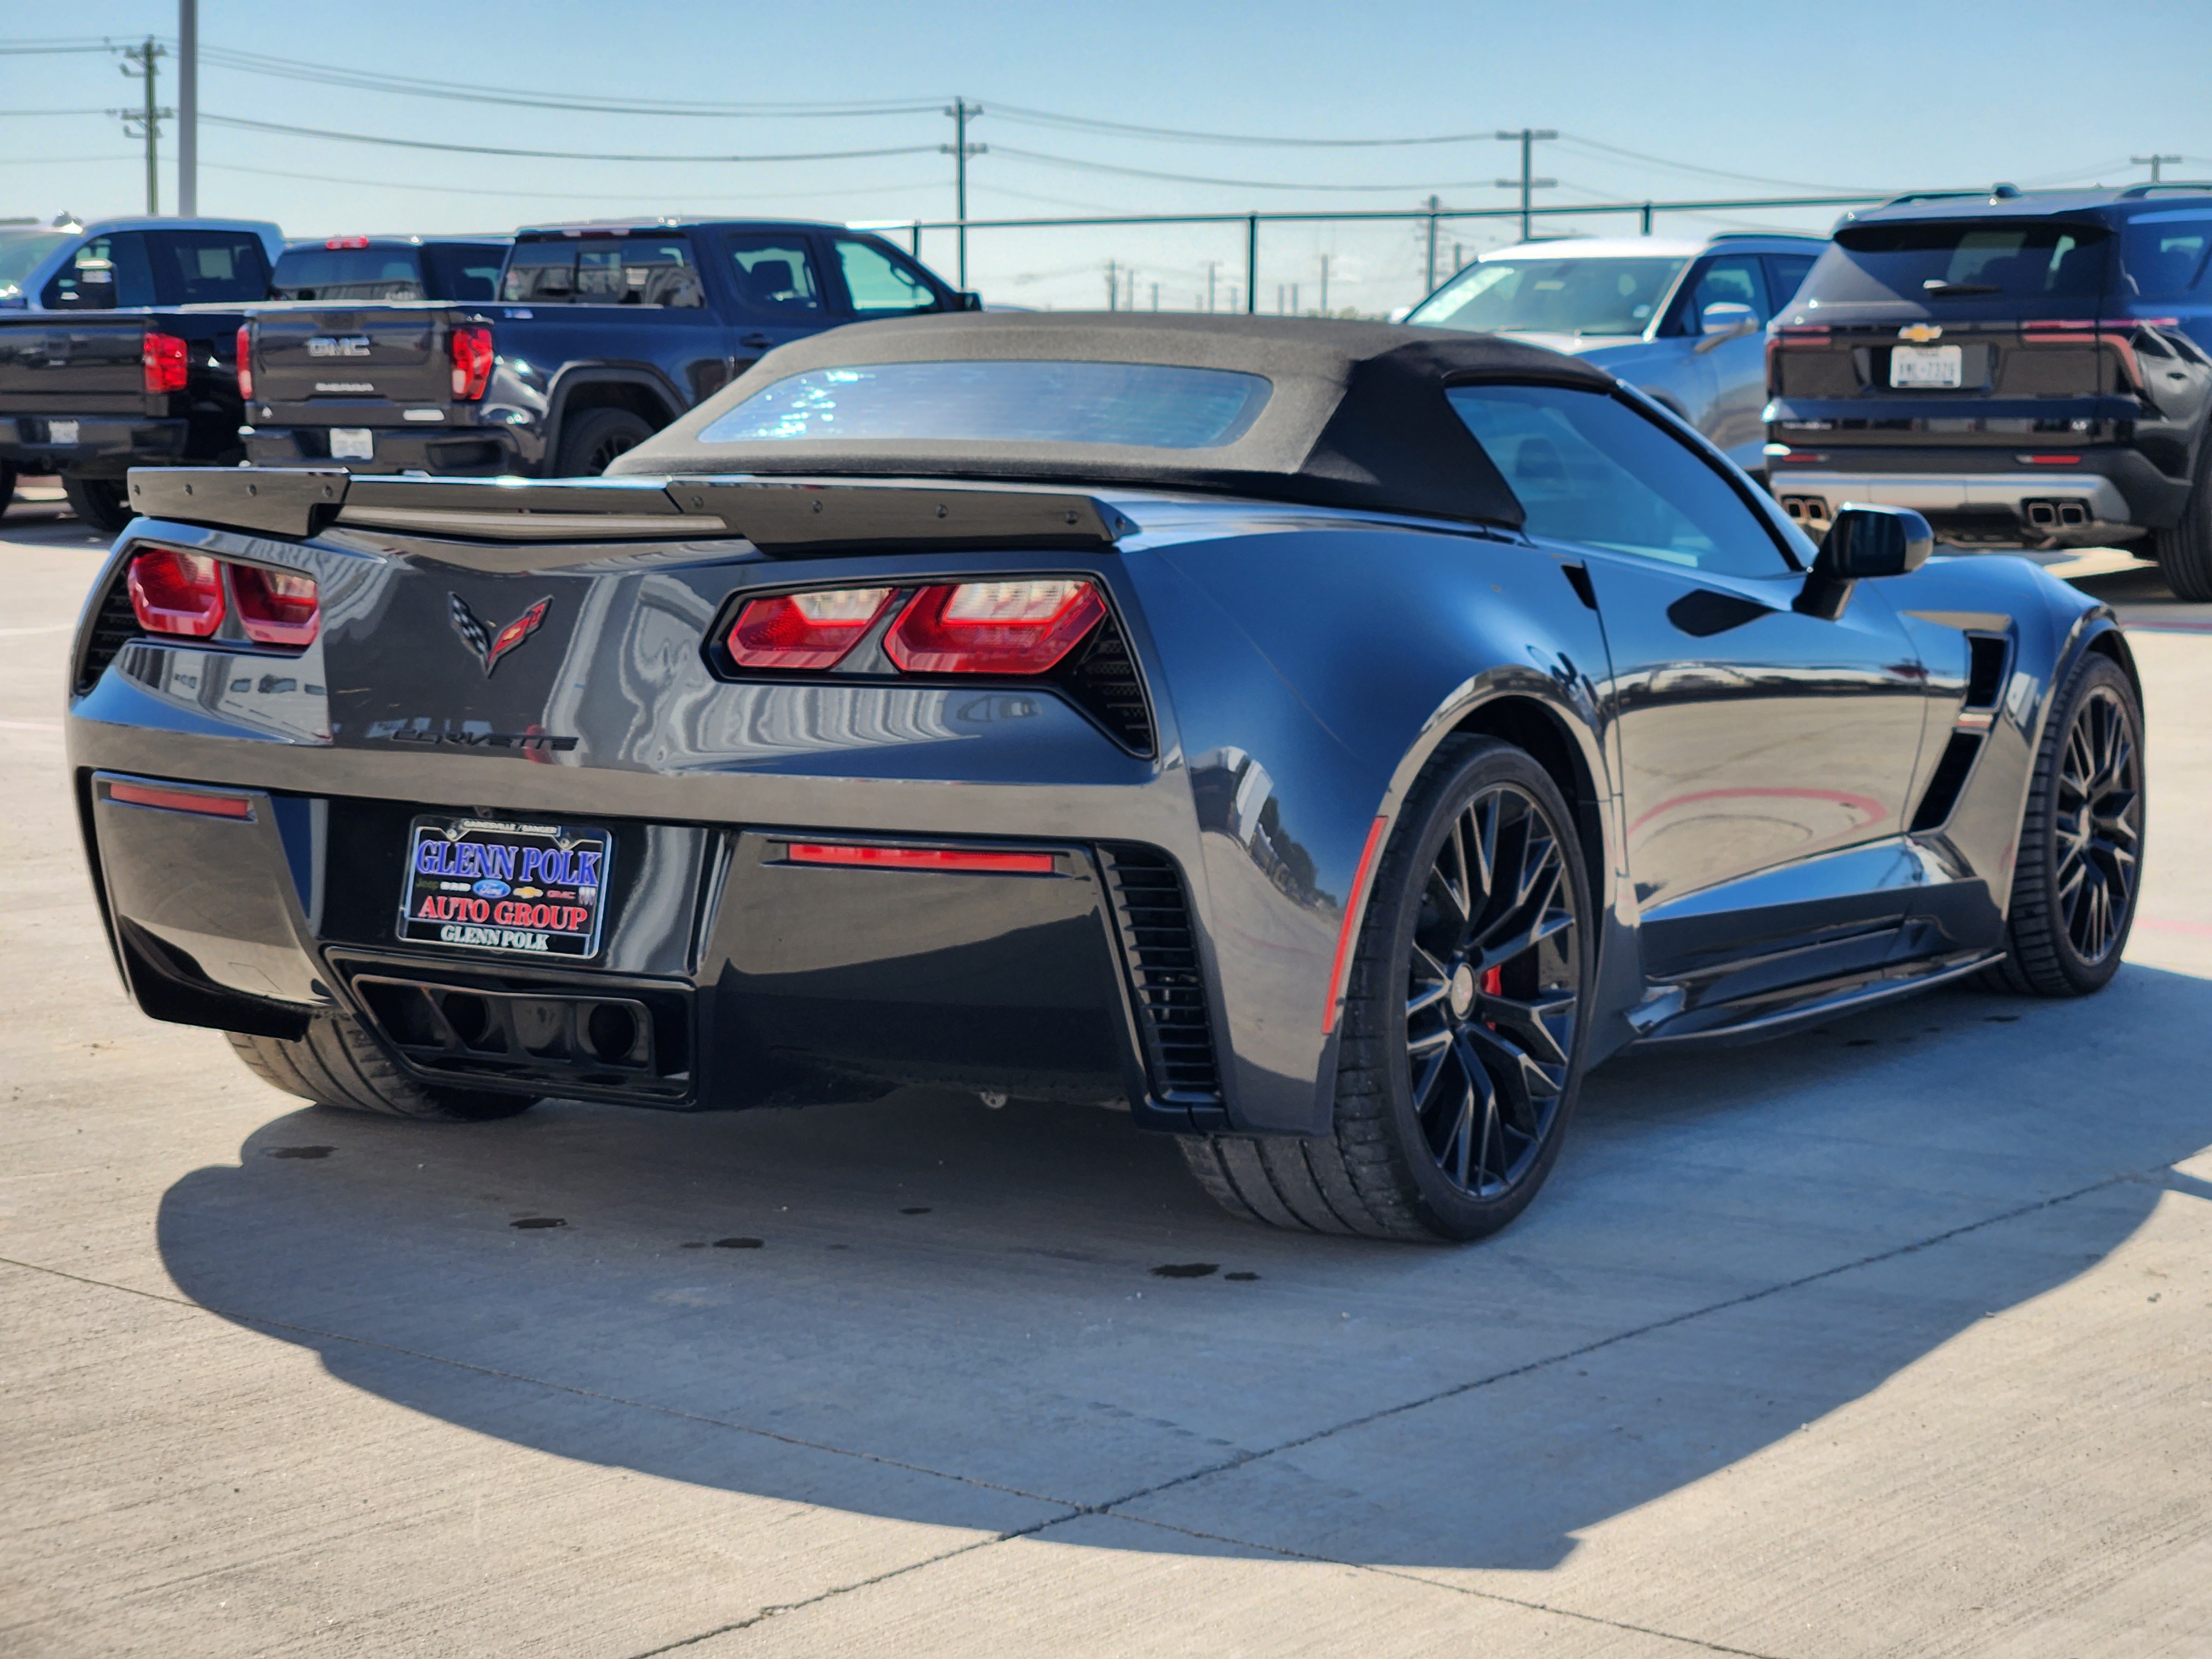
[123,469,1139,551]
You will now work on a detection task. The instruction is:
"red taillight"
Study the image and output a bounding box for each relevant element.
[127,547,226,637]
[324,236,370,250]
[785,842,1056,875]
[142,330,188,396]
[450,325,495,400]
[728,586,896,670]
[884,579,1105,675]
[105,780,253,820]
[231,564,321,646]
[235,323,253,400]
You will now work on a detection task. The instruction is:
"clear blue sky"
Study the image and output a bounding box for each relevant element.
[8,0,2211,314]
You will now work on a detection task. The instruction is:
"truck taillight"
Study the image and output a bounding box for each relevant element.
[231,565,321,647]
[127,548,225,637]
[142,330,189,396]
[450,325,495,400]
[884,580,1105,675]
[235,324,253,399]
[727,586,897,670]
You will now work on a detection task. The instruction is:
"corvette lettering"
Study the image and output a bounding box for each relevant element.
[368,726,578,750]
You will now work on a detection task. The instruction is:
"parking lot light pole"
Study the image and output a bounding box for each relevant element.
[1495,128,1557,242]
[177,0,196,217]
[1424,194,1441,293]
[1246,213,1258,314]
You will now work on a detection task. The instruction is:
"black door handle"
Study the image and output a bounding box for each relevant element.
[739,332,773,348]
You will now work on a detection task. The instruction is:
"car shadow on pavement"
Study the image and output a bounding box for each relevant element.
[154,966,2212,1571]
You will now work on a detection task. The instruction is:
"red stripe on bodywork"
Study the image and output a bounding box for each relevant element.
[1322,815,1391,1035]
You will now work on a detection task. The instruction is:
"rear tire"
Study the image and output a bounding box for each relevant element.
[228,1011,539,1122]
[61,474,132,535]
[555,408,654,477]
[1178,737,1593,1243]
[2150,445,2212,601]
[0,462,16,517]
[1985,651,2144,997]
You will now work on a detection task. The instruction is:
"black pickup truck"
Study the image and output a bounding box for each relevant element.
[238,219,973,479]
[0,232,509,531]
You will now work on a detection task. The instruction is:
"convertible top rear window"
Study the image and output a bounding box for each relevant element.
[698,361,1273,449]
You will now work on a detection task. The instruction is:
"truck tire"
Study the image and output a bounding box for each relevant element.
[0,462,15,518]
[555,408,655,477]
[227,1011,539,1122]
[1984,651,2144,998]
[1177,736,1593,1244]
[2150,447,2212,601]
[61,475,133,535]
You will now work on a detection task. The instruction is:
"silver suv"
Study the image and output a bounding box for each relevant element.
[1405,231,1824,477]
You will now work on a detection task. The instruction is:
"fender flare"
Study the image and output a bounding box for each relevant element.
[542,366,685,458]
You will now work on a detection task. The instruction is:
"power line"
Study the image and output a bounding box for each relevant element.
[1553,134,1878,194]
[989,105,1503,148]
[198,113,937,164]
[990,145,1506,194]
[199,155,946,205]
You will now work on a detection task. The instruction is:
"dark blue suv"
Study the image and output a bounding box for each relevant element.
[1765,184,2212,597]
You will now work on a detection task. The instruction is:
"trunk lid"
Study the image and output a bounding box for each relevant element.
[249,302,462,419]
[1772,216,2121,419]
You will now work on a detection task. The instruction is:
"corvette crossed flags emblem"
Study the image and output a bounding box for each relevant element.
[448,593,552,677]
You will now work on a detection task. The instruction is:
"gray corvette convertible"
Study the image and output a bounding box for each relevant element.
[67,315,2143,1241]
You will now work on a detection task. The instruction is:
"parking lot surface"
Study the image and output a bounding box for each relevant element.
[6,503,2212,1658]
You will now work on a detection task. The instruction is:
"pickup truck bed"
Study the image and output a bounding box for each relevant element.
[239,219,972,479]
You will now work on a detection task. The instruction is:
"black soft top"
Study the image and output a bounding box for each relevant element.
[609,312,1617,527]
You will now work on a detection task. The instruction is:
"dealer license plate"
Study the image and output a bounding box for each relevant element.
[1890,345,1963,388]
[330,427,374,460]
[48,419,79,445]
[398,816,612,959]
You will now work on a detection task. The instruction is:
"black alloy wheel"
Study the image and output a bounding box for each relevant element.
[1176,736,1593,1243]
[1400,777,1581,1202]
[556,408,655,477]
[1989,651,2145,997]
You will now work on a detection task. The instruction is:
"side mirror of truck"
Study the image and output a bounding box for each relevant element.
[1796,504,1935,620]
[957,291,985,312]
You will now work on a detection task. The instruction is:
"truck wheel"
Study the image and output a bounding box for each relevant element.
[227,1011,539,1122]
[555,408,654,477]
[1178,736,1593,1243]
[1984,651,2144,997]
[61,475,133,535]
[0,462,15,517]
[2150,448,2212,601]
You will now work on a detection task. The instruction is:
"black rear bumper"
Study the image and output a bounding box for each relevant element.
[1764,442,2192,539]
[80,770,1226,1131]
[0,415,189,478]
[242,423,533,476]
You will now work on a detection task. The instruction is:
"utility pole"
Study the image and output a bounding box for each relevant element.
[177,0,197,216]
[1495,128,1557,242]
[1424,194,1441,294]
[1319,254,1329,316]
[1149,281,1159,311]
[115,38,172,217]
[1245,213,1258,314]
[942,99,985,289]
[2134,153,2183,184]
[1291,281,1300,314]
[1204,261,1218,312]
[1105,259,1119,311]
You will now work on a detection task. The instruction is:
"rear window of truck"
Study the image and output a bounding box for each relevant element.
[2121,212,2212,299]
[421,244,503,302]
[1806,220,2110,304]
[700,360,1272,449]
[503,237,703,306]
[273,246,425,301]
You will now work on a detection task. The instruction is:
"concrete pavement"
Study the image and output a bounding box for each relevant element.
[4,509,2210,1657]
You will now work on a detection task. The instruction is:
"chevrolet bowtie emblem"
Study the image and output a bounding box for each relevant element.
[448,593,551,677]
[1898,324,1944,343]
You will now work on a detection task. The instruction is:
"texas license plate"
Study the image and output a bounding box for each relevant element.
[1890,345,1963,388]
[330,427,374,460]
[398,816,612,959]
[48,419,79,445]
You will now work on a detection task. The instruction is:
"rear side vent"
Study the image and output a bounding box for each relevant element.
[1964,633,2011,709]
[75,574,140,694]
[1910,732,1984,833]
[1098,844,1221,1103]
[1053,609,1155,757]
